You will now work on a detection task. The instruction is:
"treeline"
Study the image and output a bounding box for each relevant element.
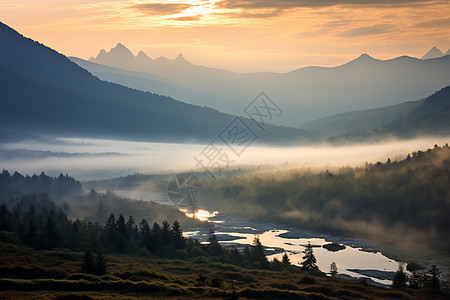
[204,144,450,251]
[0,198,293,272]
[0,170,81,198]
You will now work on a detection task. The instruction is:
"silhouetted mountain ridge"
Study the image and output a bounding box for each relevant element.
[0,22,93,85]
[0,22,310,143]
[90,43,192,71]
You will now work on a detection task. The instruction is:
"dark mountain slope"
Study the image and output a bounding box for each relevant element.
[390,85,450,136]
[302,85,450,141]
[301,99,424,138]
[0,22,310,143]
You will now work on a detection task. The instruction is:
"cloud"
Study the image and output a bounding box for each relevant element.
[219,10,283,19]
[0,4,27,9]
[235,11,281,18]
[338,23,393,37]
[297,19,352,37]
[216,0,438,9]
[170,15,203,21]
[129,3,191,16]
[414,17,450,28]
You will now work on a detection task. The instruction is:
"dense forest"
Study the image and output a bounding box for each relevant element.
[0,170,81,198]
[0,198,275,270]
[0,174,271,268]
[0,170,205,229]
[203,144,450,252]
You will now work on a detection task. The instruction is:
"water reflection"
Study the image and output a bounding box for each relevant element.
[181,209,219,221]
[183,209,401,285]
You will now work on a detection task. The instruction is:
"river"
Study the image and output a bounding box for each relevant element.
[183,209,402,286]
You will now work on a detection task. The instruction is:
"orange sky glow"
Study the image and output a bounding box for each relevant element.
[0,0,449,72]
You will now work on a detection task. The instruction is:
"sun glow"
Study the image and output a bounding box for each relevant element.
[1,0,448,72]
[163,0,222,24]
[181,1,216,16]
[181,209,219,221]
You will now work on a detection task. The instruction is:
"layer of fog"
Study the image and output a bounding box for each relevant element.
[0,136,448,181]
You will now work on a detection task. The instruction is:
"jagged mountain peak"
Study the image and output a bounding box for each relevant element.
[109,43,135,57]
[338,53,377,68]
[421,46,444,59]
[358,53,374,59]
[136,50,147,57]
[136,50,152,61]
[91,49,107,61]
[115,42,126,48]
[90,44,193,66]
[175,53,185,60]
[174,53,190,64]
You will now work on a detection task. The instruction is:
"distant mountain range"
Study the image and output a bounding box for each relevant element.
[0,21,448,145]
[80,44,450,127]
[0,22,310,144]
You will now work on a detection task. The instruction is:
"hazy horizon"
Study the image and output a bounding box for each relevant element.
[1,136,448,181]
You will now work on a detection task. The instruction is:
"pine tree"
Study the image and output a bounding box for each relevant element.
[95,199,105,225]
[207,231,222,256]
[330,262,338,277]
[41,215,62,249]
[0,204,11,231]
[392,263,407,288]
[24,218,37,249]
[105,214,116,230]
[148,222,161,253]
[171,220,185,249]
[94,252,106,275]
[172,220,182,239]
[139,219,151,249]
[81,250,94,274]
[251,236,268,268]
[243,246,251,261]
[282,252,290,266]
[104,214,121,251]
[300,242,319,271]
[126,216,138,242]
[428,265,441,291]
[151,222,161,238]
[161,220,171,246]
[116,214,128,239]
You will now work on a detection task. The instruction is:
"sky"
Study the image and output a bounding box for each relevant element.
[0,0,449,72]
